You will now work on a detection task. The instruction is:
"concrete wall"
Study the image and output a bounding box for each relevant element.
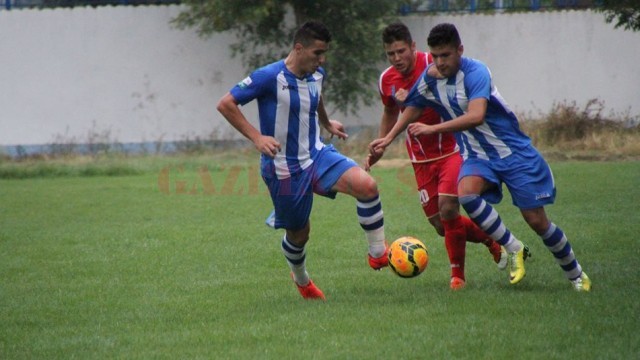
[1,6,638,149]
[1,6,246,148]
[406,11,640,119]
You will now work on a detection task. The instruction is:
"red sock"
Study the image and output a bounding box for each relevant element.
[460,215,491,246]
[442,216,466,281]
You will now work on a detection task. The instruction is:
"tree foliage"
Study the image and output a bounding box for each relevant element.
[597,0,640,32]
[172,0,401,115]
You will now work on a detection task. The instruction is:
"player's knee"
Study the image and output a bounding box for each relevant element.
[355,171,379,199]
[362,182,379,199]
[458,194,479,206]
[286,223,310,246]
[439,197,460,220]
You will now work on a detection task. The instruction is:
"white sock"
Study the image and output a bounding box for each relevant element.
[357,195,386,258]
[503,237,523,253]
[366,227,386,258]
[281,235,309,286]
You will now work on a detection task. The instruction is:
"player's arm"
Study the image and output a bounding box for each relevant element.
[217,92,281,158]
[407,98,487,136]
[369,105,423,154]
[317,96,348,140]
[379,105,400,137]
[365,105,399,170]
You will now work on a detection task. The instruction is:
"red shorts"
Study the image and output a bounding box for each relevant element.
[411,153,462,218]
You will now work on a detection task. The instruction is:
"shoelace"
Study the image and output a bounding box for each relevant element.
[572,276,583,288]
[508,252,517,269]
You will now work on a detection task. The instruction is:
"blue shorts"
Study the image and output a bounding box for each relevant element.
[459,147,556,210]
[261,145,358,230]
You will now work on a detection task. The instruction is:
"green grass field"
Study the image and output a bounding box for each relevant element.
[1,157,639,359]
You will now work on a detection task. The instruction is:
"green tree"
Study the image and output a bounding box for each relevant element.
[172,0,401,115]
[597,0,640,32]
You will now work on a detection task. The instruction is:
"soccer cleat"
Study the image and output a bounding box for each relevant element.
[293,277,326,300]
[571,271,592,292]
[508,244,531,285]
[489,243,508,270]
[450,277,466,290]
[368,244,389,270]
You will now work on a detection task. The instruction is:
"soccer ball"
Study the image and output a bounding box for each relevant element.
[388,236,429,278]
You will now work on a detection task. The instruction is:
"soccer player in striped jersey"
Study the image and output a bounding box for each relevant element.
[370,23,591,291]
[217,21,389,300]
[366,22,506,290]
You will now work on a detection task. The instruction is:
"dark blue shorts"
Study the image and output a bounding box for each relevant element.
[460,147,556,209]
[261,145,358,230]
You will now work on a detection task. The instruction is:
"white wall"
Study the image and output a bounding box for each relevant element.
[1,6,639,147]
[408,11,640,118]
[1,6,251,147]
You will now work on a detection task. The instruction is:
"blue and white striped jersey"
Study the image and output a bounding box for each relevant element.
[230,60,325,179]
[404,57,532,161]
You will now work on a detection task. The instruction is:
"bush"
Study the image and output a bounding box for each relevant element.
[520,99,640,160]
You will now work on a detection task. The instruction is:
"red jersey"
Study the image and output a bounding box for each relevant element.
[378,52,458,162]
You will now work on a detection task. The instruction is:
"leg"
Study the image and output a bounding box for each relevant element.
[420,187,464,288]
[427,215,445,237]
[331,166,387,266]
[521,207,587,287]
[282,222,326,300]
[438,154,506,275]
[313,146,387,268]
[283,222,311,285]
[415,159,465,287]
[331,165,379,199]
[416,157,504,287]
[520,207,550,235]
[263,166,324,299]
[459,215,508,270]
[458,175,529,285]
[505,150,589,291]
[458,176,523,252]
[434,196,506,283]
[439,195,467,287]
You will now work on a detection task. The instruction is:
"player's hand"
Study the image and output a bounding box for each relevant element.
[327,119,348,140]
[407,123,436,137]
[364,148,384,171]
[255,135,281,158]
[394,88,409,104]
[427,65,445,79]
[369,137,391,156]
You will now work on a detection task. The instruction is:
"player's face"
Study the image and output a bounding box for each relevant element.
[384,40,416,75]
[297,40,329,75]
[429,43,463,78]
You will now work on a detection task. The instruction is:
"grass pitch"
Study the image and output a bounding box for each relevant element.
[1,158,638,359]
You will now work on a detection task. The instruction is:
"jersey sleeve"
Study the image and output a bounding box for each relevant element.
[378,71,397,109]
[229,66,272,106]
[404,70,433,109]
[426,52,433,65]
[463,60,492,101]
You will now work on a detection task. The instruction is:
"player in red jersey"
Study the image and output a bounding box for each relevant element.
[366,22,506,289]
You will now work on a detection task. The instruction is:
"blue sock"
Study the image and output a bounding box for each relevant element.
[459,195,521,253]
[542,223,582,280]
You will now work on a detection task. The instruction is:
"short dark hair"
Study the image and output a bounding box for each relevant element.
[427,23,461,48]
[293,21,332,47]
[382,22,412,45]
